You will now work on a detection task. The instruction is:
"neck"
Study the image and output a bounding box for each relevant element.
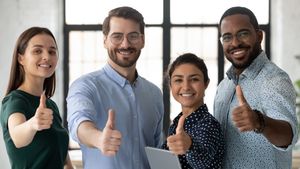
[108,60,137,84]
[18,77,44,96]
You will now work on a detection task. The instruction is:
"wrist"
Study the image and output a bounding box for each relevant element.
[253,109,265,133]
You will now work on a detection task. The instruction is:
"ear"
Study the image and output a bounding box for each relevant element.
[17,54,25,65]
[257,29,263,44]
[103,35,108,49]
[141,34,145,49]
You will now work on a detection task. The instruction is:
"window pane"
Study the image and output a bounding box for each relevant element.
[66,0,163,24]
[171,0,269,24]
[170,27,218,119]
[136,27,163,89]
[69,31,106,85]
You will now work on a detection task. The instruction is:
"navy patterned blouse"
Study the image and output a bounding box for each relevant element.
[162,104,224,169]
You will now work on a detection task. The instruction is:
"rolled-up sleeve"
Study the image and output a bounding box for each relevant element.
[67,78,97,143]
[262,72,298,151]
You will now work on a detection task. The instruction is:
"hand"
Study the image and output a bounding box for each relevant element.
[30,91,53,131]
[232,85,260,132]
[98,109,122,156]
[167,115,192,155]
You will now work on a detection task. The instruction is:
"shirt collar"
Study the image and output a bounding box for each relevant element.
[103,64,139,88]
[226,51,268,83]
[177,104,209,121]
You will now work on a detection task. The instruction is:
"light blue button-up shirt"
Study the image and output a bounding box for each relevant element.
[67,64,164,169]
[214,51,298,169]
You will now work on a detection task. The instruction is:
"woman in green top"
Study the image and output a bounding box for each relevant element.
[0,27,73,169]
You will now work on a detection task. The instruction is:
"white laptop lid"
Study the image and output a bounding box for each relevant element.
[145,146,182,169]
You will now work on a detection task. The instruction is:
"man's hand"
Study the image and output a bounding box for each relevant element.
[232,85,260,132]
[98,109,122,156]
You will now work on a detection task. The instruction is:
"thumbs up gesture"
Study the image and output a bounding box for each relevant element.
[167,115,192,155]
[99,109,122,156]
[232,85,260,132]
[31,91,53,131]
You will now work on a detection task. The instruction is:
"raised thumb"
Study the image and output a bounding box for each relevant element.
[176,115,186,134]
[236,85,247,106]
[105,109,115,129]
[39,91,47,108]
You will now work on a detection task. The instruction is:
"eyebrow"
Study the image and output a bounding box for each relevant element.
[222,28,251,36]
[32,44,57,50]
[111,31,140,35]
[171,74,202,78]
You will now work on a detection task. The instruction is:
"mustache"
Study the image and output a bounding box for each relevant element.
[118,47,136,52]
[228,44,249,52]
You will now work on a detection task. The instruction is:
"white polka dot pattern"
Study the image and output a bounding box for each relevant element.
[162,104,225,169]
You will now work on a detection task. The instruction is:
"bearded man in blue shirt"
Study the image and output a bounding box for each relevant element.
[67,6,164,169]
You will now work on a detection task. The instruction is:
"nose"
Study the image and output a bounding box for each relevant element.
[120,36,130,48]
[42,52,50,60]
[182,80,191,90]
[230,35,242,46]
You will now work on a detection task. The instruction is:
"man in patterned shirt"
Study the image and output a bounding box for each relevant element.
[214,6,298,169]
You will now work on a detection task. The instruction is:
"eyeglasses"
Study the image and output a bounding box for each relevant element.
[109,32,142,45]
[220,30,252,44]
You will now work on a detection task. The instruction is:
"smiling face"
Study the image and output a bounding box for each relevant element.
[170,63,209,114]
[104,17,144,69]
[220,14,262,74]
[18,34,58,81]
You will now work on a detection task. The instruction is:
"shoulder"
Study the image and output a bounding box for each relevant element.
[2,91,29,109]
[69,70,105,91]
[1,91,29,126]
[260,63,294,91]
[138,76,162,92]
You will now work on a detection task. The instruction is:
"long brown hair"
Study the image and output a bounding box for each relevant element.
[5,27,57,98]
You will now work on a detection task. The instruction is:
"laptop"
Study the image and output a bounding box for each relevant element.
[145,146,182,169]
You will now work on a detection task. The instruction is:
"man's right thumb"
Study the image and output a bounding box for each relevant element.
[106,109,115,129]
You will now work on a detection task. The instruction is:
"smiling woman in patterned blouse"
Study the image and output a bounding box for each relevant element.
[162,53,225,169]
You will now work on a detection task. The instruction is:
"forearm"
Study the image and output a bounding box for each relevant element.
[77,121,102,148]
[8,114,37,148]
[262,116,293,147]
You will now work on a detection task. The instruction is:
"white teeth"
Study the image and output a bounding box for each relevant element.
[181,93,193,97]
[233,50,245,55]
[119,51,131,55]
[39,64,50,68]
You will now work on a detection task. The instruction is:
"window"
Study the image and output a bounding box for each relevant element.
[64,0,270,135]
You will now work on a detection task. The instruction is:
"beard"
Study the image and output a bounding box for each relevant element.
[226,42,261,69]
[108,48,140,68]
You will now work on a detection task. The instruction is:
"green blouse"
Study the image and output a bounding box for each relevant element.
[1,90,69,169]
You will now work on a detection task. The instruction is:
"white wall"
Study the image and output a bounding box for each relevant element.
[1,0,300,168]
[271,0,300,82]
[0,0,63,168]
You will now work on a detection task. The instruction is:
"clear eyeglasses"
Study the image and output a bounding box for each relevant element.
[220,30,252,44]
[109,32,143,45]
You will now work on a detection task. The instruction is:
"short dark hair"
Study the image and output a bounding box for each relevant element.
[102,6,145,35]
[219,6,259,31]
[167,53,209,84]
[6,27,57,97]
